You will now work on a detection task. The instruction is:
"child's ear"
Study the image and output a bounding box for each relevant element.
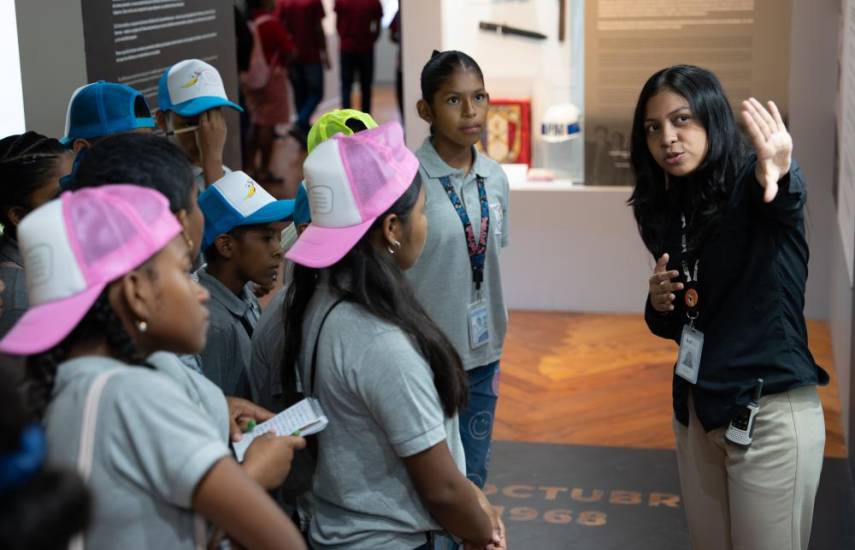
[72,139,90,153]
[116,270,155,333]
[7,206,28,227]
[155,111,169,132]
[416,99,433,125]
[214,234,233,259]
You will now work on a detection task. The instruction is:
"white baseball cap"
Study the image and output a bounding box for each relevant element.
[158,59,242,117]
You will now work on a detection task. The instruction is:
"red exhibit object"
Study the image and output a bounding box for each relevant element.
[479,98,531,166]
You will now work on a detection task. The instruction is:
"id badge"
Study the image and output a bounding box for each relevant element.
[468,301,490,349]
[675,324,704,384]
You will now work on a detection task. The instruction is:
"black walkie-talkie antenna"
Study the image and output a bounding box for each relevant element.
[752,378,764,403]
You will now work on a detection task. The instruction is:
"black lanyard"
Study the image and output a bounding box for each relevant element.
[439,175,489,290]
[680,213,700,316]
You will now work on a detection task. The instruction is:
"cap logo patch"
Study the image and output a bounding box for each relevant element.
[244,180,257,199]
[181,69,214,89]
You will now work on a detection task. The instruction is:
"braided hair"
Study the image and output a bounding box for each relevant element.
[25,289,140,421]
[0,132,69,238]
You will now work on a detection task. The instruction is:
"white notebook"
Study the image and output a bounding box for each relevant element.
[232,397,328,462]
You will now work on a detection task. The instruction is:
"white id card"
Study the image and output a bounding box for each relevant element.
[675,324,704,384]
[468,301,490,349]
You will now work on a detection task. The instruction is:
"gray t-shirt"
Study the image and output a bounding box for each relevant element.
[407,138,510,370]
[45,356,231,550]
[298,285,466,550]
[197,268,261,399]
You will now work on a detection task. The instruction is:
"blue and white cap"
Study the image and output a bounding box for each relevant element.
[158,59,243,117]
[199,171,294,250]
[60,81,156,145]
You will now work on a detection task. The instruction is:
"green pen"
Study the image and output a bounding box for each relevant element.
[242,419,257,434]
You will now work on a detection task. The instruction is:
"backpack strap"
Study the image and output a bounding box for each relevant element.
[307,297,346,397]
[68,368,123,550]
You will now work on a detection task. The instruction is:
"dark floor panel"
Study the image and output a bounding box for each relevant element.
[487,441,855,550]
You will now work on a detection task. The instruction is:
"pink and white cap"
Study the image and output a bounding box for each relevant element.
[0,185,182,355]
[286,122,419,268]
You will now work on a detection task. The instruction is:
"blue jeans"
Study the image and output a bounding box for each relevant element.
[289,62,324,131]
[460,361,500,487]
[434,362,500,550]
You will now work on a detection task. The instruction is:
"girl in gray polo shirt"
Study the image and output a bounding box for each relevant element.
[281,123,506,549]
[411,51,510,490]
[0,185,305,550]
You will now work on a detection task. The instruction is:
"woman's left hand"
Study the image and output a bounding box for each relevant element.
[740,97,792,203]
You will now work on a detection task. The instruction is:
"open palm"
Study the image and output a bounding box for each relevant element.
[740,97,792,203]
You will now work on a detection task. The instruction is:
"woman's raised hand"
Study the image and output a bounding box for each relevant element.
[740,97,792,203]
[649,253,683,313]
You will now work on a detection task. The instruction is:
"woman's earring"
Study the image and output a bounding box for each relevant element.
[181,231,194,252]
[136,320,148,333]
[387,240,401,255]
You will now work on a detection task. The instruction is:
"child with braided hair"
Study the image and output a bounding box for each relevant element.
[0,132,73,337]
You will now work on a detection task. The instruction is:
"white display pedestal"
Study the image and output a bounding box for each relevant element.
[499,183,652,313]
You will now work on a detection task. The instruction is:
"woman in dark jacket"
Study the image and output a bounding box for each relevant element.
[629,64,828,550]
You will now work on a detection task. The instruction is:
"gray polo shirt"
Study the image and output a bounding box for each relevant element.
[148,351,230,443]
[407,138,510,370]
[0,235,27,338]
[250,286,288,412]
[44,356,230,549]
[197,267,261,399]
[299,284,466,550]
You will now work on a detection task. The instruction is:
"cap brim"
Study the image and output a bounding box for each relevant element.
[0,283,106,355]
[285,218,375,268]
[171,97,243,117]
[239,199,295,227]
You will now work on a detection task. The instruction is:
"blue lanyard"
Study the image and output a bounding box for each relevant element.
[439,175,489,289]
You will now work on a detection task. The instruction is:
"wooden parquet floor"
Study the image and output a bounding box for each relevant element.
[495,311,847,458]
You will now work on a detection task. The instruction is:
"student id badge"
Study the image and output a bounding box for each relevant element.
[676,324,704,384]
[468,300,490,349]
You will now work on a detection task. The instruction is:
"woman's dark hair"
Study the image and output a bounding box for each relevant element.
[25,290,139,421]
[628,65,747,256]
[0,132,68,237]
[0,366,90,550]
[281,173,468,417]
[68,133,195,213]
[420,49,484,105]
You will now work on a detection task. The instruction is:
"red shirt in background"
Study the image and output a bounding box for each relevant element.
[253,10,296,67]
[334,0,383,53]
[276,0,327,64]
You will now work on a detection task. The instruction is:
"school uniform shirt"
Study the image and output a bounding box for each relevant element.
[148,351,231,444]
[298,283,466,550]
[408,138,510,371]
[249,286,288,412]
[197,267,261,399]
[645,157,829,431]
[44,356,231,550]
[277,0,327,64]
[249,283,317,515]
[0,234,26,338]
[334,0,383,53]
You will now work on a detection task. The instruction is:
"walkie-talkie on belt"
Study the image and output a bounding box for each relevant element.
[725,378,764,447]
